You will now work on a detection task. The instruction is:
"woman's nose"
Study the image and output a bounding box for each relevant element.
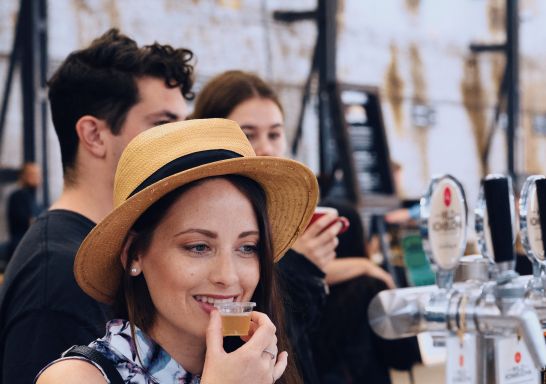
[254,137,274,157]
[211,250,239,286]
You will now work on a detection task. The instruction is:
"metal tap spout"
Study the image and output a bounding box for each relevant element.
[478,300,546,370]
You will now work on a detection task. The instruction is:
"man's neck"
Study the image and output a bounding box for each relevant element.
[49,180,113,224]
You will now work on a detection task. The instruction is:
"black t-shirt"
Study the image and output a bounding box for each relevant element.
[278,250,327,384]
[0,210,111,384]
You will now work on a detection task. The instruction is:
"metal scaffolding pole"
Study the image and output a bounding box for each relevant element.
[470,0,519,181]
[0,0,49,204]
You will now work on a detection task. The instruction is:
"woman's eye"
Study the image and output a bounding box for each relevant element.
[243,132,255,141]
[185,244,210,254]
[268,132,281,140]
[239,244,258,256]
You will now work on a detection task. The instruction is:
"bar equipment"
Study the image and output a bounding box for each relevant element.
[368,175,546,383]
[520,176,546,320]
[475,175,541,383]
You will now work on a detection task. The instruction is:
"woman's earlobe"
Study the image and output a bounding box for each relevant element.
[120,231,140,273]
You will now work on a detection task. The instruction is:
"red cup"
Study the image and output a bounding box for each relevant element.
[307,206,350,234]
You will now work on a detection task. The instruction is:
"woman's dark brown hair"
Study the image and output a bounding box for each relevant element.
[114,174,301,384]
[189,70,283,120]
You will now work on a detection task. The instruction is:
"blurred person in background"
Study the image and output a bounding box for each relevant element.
[6,162,43,261]
[190,70,415,383]
[0,28,194,384]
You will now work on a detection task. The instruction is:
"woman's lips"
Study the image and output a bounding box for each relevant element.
[193,295,239,314]
[196,300,216,314]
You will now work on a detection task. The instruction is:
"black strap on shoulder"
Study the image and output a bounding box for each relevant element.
[64,345,124,384]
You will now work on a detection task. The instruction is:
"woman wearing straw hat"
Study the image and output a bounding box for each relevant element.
[36,119,316,384]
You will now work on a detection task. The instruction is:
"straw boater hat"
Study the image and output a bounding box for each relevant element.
[75,118,319,304]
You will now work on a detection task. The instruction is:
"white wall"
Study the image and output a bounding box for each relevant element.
[2,0,546,242]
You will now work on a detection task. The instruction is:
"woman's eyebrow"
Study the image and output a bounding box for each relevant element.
[239,230,259,239]
[174,228,217,238]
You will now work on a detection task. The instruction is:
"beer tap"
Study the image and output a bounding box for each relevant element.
[520,175,546,321]
[368,174,546,379]
[473,175,546,382]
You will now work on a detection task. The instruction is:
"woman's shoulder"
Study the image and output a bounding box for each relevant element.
[36,358,108,384]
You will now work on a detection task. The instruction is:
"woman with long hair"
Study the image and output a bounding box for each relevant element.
[36,119,316,383]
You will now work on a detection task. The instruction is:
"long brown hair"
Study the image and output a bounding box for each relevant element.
[114,175,300,384]
[189,70,283,120]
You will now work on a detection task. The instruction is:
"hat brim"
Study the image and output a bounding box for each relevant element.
[75,156,318,304]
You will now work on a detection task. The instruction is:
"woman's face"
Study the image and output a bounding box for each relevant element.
[227,97,287,157]
[134,178,260,341]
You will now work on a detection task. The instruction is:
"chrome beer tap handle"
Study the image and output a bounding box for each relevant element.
[368,285,439,339]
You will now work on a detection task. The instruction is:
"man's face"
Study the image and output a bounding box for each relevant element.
[108,76,188,168]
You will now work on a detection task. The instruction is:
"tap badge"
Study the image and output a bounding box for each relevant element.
[424,176,467,270]
[444,187,452,207]
[520,175,545,261]
[432,186,461,232]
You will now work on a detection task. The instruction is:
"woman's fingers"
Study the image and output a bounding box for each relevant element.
[205,310,224,355]
[272,351,288,382]
[242,311,277,353]
[261,343,278,361]
[314,221,343,248]
[202,310,284,384]
[304,210,339,237]
[366,261,396,289]
[380,271,396,289]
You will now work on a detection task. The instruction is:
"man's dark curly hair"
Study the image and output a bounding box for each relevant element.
[47,28,194,181]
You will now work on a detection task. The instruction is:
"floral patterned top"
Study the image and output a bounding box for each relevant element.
[38,319,201,383]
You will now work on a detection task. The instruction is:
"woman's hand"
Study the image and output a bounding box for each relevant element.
[361,258,396,289]
[201,310,286,384]
[323,257,396,289]
[291,209,343,270]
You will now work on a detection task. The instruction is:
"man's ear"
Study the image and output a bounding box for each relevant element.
[75,115,108,158]
[121,231,141,273]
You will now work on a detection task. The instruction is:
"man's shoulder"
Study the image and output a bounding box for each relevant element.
[41,209,96,229]
[14,210,93,256]
[0,210,96,306]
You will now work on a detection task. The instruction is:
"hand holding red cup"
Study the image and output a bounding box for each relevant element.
[307,206,350,235]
